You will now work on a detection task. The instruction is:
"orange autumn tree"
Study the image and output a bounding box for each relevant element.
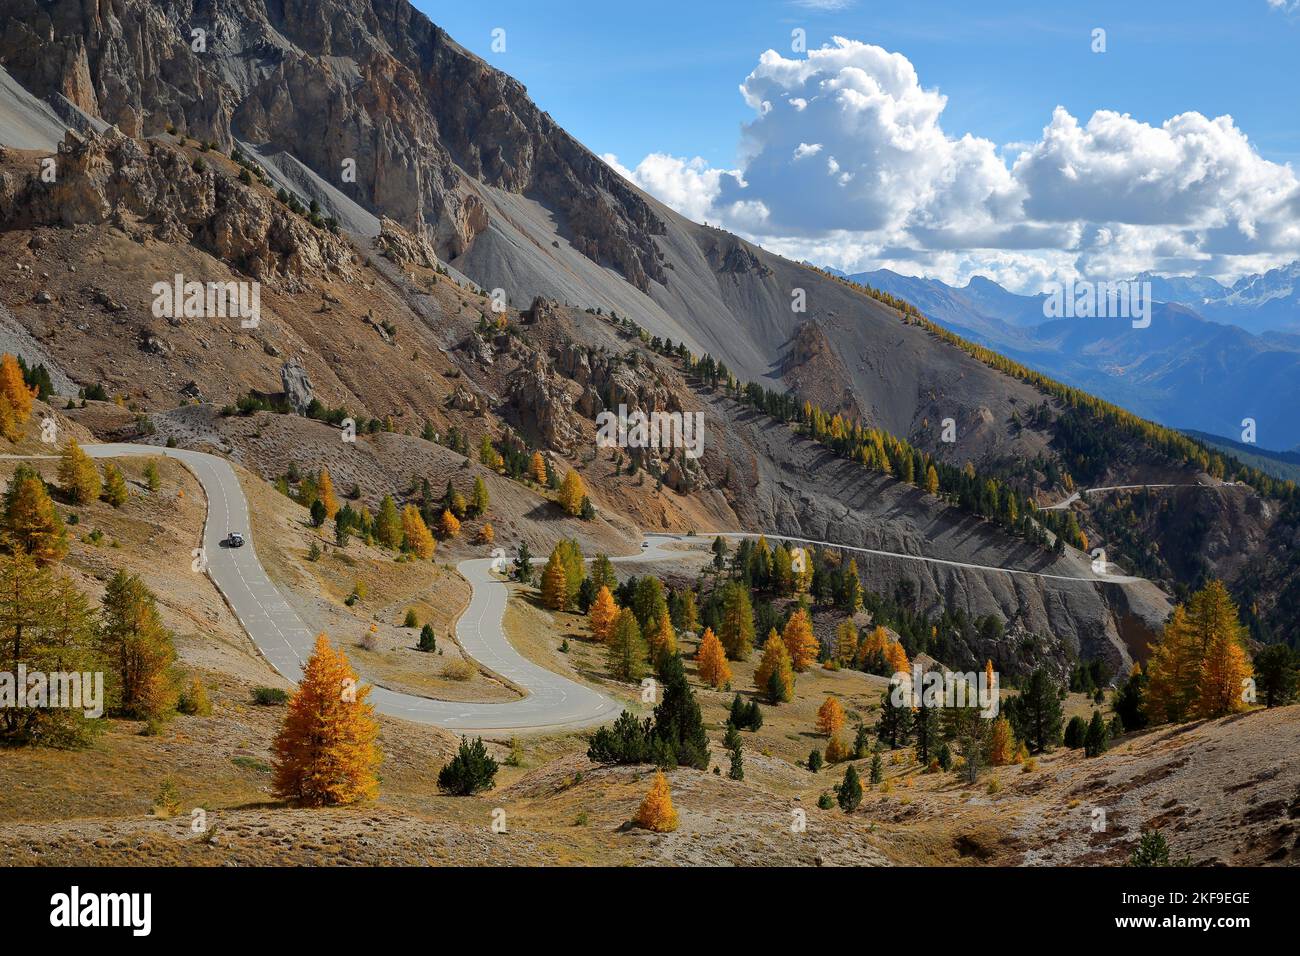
[988,717,1015,766]
[438,508,461,540]
[317,467,340,520]
[588,585,618,641]
[529,451,548,485]
[633,770,678,832]
[1190,581,1253,719]
[856,624,890,669]
[541,552,569,611]
[0,353,35,441]
[883,639,910,676]
[58,438,100,504]
[1145,605,1195,723]
[272,634,381,806]
[401,505,436,559]
[782,607,819,672]
[816,695,846,737]
[695,627,731,689]
[1,466,68,564]
[825,734,852,763]
[1147,581,1254,723]
[559,469,586,517]
[755,629,795,703]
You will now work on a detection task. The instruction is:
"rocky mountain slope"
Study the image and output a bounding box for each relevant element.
[0,0,1081,475]
[6,0,1292,669]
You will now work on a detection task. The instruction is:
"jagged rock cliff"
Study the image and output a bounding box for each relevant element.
[0,127,351,280]
[0,0,666,289]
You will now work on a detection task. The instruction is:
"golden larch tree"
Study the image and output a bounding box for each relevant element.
[679,589,699,634]
[857,624,890,668]
[438,508,461,540]
[101,462,128,507]
[58,438,101,505]
[1196,630,1253,718]
[530,451,548,485]
[401,505,435,559]
[835,619,858,666]
[988,717,1015,766]
[816,696,846,737]
[559,469,586,516]
[318,467,340,519]
[633,770,678,832]
[883,640,910,676]
[374,495,403,549]
[588,585,618,642]
[541,553,569,611]
[718,582,754,660]
[0,393,18,443]
[694,627,731,689]
[843,558,863,611]
[1145,605,1197,724]
[1191,581,1253,718]
[272,634,381,806]
[754,629,794,703]
[825,735,851,763]
[470,476,490,516]
[782,608,819,672]
[606,607,649,682]
[1145,580,1253,724]
[0,353,34,441]
[1,468,67,564]
[650,614,677,659]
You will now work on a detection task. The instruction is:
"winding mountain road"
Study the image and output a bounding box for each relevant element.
[10,443,1152,732]
[1039,481,1247,511]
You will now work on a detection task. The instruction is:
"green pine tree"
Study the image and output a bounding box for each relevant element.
[650,653,709,770]
[1084,709,1109,758]
[418,624,437,652]
[606,608,649,682]
[836,763,863,812]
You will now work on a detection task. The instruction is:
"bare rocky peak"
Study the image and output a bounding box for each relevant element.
[0,0,665,290]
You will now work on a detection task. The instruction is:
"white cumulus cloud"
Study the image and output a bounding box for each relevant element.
[602,152,731,224]
[608,36,1300,292]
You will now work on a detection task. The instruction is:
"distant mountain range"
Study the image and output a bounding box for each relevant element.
[838,267,1300,452]
[1139,262,1300,335]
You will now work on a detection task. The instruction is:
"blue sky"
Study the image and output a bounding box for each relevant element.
[415,0,1300,290]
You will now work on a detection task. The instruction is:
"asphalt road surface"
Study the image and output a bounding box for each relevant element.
[79,444,624,733]
[7,444,1151,732]
[1038,481,1244,511]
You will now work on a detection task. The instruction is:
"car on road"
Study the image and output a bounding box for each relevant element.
[226,532,246,548]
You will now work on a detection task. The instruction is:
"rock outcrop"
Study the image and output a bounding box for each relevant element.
[0,128,352,281]
[373,217,438,269]
[280,358,314,415]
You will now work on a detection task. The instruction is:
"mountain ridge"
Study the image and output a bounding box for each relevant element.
[850,267,1300,451]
